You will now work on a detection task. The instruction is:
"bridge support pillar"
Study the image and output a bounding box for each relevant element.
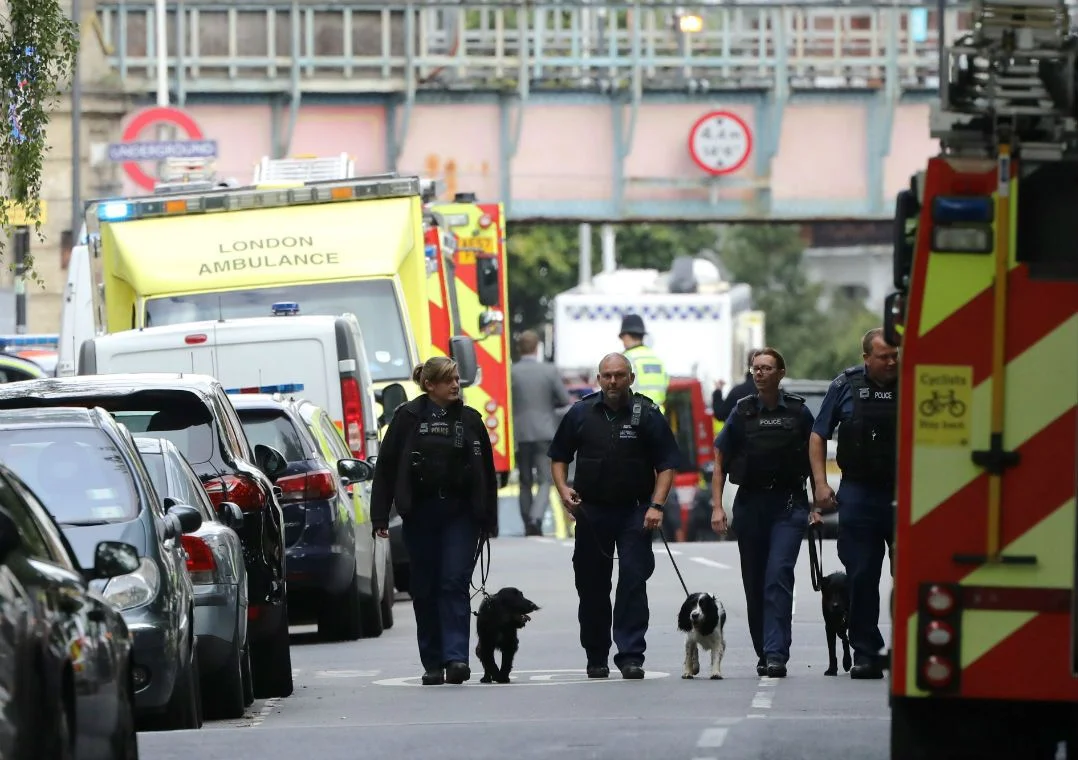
[866,8,900,215]
[754,8,788,216]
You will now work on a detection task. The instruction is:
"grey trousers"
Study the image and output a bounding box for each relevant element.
[517,440,552,527]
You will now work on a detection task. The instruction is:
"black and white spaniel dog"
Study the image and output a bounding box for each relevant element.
[677,592,727,680]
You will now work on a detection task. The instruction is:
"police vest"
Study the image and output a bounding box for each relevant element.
[835,369,897,483]
[571,393,657,506]
[410,404,475,498]
[625,345,668,410]
[726,393,810,489]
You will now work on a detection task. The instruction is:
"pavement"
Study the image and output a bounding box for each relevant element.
[137,533,895,760]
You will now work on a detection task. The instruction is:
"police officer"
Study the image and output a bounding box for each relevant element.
[548,352,681,680]
[619,314,669,411]
[711,347,816,679]
[371,356,499,686]
[809,327,899,680]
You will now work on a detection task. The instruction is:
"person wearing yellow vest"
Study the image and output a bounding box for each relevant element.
[618,314,668,412]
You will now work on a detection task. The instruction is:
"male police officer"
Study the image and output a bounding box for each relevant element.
[619,314,668,411]
[809,327,899,680]
[549,352,681,680]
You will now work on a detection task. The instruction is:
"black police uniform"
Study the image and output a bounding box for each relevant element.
[716,391,815,677]
[548,390,681,675]
[813,365,896,676]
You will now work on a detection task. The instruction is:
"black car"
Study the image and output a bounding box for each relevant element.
[0,406,205,730]
[0,461,139,760]
[230,394,387,640]
[0,374,295,699]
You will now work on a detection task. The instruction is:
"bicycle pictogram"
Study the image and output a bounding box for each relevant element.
[919,389,966,419]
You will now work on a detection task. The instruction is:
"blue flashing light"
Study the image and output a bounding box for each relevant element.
[225,383,305,395]
[99,201,133,221]
[0,334,58,348]
[271,301,300,316]
[932,196,993,224]
[425,244,437,259]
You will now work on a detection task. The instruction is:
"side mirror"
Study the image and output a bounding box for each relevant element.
[216,500,244,530]
[478,308,505,338]
[92,540,140,579]
[254,443,288,481]
[0,508,21,565]
[450,335,479,387]
[476,256,500,306]
[166,502,203,535]
[883,291,906,348]
[379,382,407,419]
[893,188,920,290]
[338,458,374,484]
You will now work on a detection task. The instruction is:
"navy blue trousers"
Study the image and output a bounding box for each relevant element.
[573,501,656,669]
[733,490,809,665]
[402,501,481,671]
[835,479,894,663]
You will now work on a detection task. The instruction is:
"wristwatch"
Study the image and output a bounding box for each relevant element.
[649,502,665,512]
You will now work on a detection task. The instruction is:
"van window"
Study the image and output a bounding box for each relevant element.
[144,279,411,382]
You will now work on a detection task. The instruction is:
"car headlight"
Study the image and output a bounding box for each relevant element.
[103,557,160,611]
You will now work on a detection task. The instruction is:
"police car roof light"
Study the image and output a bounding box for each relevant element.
[99,201,132,221]
[271,301,300,316]
[931,196,993,224]
[226,383,305,395]
[0,334,59,349]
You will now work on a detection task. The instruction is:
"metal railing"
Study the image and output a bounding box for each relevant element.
[94,1,984,95]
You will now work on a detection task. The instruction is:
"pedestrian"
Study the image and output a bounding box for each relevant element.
[809,327,899,680]
[548,352,681,680]
[713,348,760,425]
[370,356,498,686]
[618,314,669,411]
[510,330,572,536]
[710,347,817,678]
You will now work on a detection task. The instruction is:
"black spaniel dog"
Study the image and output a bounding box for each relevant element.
[474,587,540,684]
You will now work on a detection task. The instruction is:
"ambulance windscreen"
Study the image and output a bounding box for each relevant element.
[144,279,411,382]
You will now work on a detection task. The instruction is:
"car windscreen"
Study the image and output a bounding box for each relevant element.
[143,279,411,382]
[0,427,140,525]
[236,409,310,462]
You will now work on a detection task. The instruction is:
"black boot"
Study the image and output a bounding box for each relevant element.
[766,656,787,678]
[421,668,444,685]
[756,657,767,677]
[445,661,471,684]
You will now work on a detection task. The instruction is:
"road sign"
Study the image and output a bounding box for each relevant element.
[688,110,753,176]
[107,140,218,163]
[119,106,208,191]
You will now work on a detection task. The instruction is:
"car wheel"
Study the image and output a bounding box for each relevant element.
[203,628,245,720]
[252,598,294,699]
[162,644,201,730]
[380,558,395,630]
[359,561,384,639]
[241,643,254,707]
[318,568,364,641]
[111,657,139,759]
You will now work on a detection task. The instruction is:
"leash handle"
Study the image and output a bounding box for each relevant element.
[808,521,824,592]
[658,527,691,598]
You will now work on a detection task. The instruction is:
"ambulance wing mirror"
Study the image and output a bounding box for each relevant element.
[450,336,479,388]
[377,383,407,421]
[893,188,920,290]
[478,308,504,339]
[476,256,500,306]
[883,291,906,348]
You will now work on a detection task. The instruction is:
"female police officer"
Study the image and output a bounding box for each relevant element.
[710,347,817,678]
[371,356,498,686]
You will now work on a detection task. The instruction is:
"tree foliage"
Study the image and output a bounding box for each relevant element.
[0,0,80,273]
[506,221,882,379]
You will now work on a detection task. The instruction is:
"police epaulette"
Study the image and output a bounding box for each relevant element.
[632,392,658,409]
[581,390,602,402]
[735,395,757,416]
[783,392,806,404]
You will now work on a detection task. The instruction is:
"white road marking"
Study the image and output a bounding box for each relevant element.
[373,668,671,687]
[690,557,732,570]
[314,669,381,678]
[792,587,797,616]
[533,537,555,544]
[250,697,280,727]
[696,728,729,747]
[654,546,683,556]
[751,678,775,709]
[746,714,767,719]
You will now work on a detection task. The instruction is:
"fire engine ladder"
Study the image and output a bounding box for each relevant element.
[253,153,356,183]
[933,0,1078,564]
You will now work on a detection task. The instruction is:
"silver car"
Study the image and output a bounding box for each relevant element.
[134,436,253,719]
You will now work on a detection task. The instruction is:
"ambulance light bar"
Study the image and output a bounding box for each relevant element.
[932,196,993,224]
[0,334,59,349]
[226,383,306,395]
[95,175,421,223]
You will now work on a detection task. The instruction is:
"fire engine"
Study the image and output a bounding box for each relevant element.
[885,0,1078,756]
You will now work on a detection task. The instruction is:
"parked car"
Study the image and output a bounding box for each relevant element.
[0,406,203,730]
[229,393,389,638]
[134,436,253,718]
[0,374,295,699]
[0,353,48,383]
[0,460,139,760]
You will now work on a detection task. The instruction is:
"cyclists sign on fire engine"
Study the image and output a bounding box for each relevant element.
[913,364,972,447]
[688,110,752,176]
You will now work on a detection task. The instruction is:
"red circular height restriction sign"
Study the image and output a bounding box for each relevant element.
[688,110,752,176]
[120,106,205,191]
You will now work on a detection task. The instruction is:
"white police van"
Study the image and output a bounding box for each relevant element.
[77,305,381,460]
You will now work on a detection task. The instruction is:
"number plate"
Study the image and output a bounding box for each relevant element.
[456,236,494,264]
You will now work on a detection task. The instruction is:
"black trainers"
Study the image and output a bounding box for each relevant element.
[756,657,767,677]
[850,661,884,680]
[765,656,787,678]
[620,663,645,680]
[421,668,444,685]
[445,661,471,684]
[586,664,610,679]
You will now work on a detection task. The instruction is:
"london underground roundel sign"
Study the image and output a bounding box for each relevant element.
[120,106,205,191]
[688,110,752,176]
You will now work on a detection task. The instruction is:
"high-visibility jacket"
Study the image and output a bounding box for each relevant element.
[624,344,668,410]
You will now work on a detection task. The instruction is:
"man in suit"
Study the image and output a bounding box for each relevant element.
[511,330,573,536]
